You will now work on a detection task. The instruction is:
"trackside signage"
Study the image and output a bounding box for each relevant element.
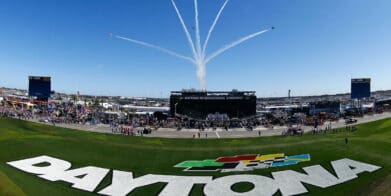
[7,155,381,196]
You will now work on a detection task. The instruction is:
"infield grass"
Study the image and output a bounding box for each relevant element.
[0,117,390,195]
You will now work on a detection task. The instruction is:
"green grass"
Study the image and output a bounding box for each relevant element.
[0,170,26,196]
[0,117,391,195]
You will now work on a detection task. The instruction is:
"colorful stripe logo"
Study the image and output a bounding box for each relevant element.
[174,153,310,172]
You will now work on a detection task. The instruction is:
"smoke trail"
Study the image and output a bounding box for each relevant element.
[196,61,206,90]
[205,28,271,64]
[115,1,272,90]
[193,0,205,89]
[115,35,195,63]
[194,0,202,59]
[171,0,198,60]
[202,0,229,57]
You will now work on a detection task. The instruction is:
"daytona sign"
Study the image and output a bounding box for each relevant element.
[7,155,381,196]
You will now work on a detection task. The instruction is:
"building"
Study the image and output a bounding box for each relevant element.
[170,90,256,120]
[309,101,341,115]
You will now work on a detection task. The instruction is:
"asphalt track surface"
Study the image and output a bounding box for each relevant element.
[29,112,391,139]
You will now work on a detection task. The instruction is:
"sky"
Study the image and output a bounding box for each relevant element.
[0,0,390,98]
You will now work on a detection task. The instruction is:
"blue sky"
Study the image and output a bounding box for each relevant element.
[0,0,390,97]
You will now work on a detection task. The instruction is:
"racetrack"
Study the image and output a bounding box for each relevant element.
[31,112,391,139]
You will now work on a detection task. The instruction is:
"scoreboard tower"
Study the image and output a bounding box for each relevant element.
[28,76,51,101]
[351,78,371,100]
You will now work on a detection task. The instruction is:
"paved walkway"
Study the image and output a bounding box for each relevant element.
[28,112,391,139]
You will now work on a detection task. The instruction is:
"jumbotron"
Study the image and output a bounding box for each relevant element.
[170,90,256,120]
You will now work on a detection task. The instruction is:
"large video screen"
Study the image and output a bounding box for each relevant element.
[28,76,51,99]
[351,78,371,99]
[170,93,256,119]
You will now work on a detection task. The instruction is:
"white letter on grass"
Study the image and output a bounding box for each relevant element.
[272,165,340,195]
[331,158,381,182]
[273,159,381,195]
[7,155,109,192]
[40,166,109,192]
[7,155,71,175]
[99,170,212,196]
[203,174,279,196]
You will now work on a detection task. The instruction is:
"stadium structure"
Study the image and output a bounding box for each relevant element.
[170,90,256,120]
[351,78,371,99]
[28,76,51,101]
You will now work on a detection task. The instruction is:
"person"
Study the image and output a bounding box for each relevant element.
[345,137,348,145]
[205,133,208,139]
[258,130,261,136]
